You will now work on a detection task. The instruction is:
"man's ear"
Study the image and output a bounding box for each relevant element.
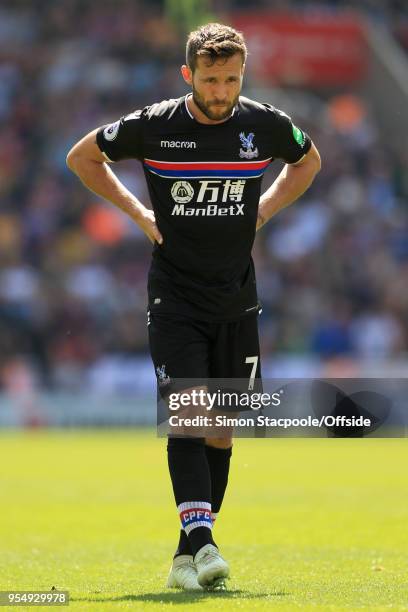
[181,64,193,86]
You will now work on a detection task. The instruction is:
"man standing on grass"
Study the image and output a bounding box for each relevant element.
[67,22,320,591]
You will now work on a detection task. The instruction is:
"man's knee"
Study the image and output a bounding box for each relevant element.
[205,437,233,449]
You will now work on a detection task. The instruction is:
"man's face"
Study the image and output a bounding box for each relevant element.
[182,53,244,122]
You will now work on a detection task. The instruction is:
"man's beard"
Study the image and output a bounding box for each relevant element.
[192,85,239,121]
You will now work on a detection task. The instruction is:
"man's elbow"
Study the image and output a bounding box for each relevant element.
[66,149,79,173]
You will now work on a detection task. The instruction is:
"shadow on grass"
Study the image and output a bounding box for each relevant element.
[72,589,289,604]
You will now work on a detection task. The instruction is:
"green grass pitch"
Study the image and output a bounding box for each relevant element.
[0,430,407,611]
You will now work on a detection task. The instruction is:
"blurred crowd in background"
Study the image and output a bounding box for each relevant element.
[1,0,408,393]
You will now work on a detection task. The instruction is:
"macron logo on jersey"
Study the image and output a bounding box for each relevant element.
[161,140,196,149]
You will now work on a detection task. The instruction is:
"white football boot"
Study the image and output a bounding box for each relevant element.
[166,554,203,591]
[195,544,229,589]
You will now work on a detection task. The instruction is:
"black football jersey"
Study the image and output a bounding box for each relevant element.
[96,95,311,321]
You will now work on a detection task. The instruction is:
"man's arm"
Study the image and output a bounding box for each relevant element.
[256,142,321,230]
[66,129,163,244]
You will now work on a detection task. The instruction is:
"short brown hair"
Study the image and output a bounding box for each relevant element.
[186,23,247,72]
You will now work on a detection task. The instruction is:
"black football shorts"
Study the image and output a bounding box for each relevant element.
[148,311,262,399]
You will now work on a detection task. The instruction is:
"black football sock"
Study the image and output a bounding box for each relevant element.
[205,445,232,523]
[174,529,191,557]
[167,436,216,558]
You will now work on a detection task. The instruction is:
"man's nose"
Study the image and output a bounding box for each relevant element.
[212,84,228,101]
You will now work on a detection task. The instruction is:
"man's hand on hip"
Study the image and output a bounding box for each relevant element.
[137,207,163,245]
